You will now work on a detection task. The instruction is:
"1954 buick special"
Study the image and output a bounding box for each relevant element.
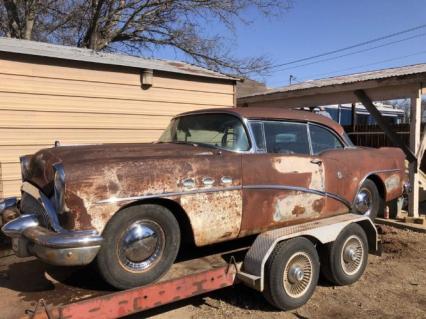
[0,107,406,289]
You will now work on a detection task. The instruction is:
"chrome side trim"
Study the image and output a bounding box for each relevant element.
[21,182,63,232]
[96,184,351,208]
[243,184,352,208]
[96,185,242,204]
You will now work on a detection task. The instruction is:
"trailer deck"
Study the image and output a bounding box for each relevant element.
[0,238,251,319]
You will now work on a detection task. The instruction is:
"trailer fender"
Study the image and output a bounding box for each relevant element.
[238,214,378,291]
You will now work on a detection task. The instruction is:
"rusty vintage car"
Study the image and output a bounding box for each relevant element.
[1,107,406,289]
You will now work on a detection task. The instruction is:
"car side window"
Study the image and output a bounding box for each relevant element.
[263,121,310,155]
[309,124,344,154]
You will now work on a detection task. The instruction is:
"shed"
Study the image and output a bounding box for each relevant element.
[238,64,426,217]
[0,38,237,198]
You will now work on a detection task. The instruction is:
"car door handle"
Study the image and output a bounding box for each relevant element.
[310,158,322,165]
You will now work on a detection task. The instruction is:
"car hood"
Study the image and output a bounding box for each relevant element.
[25,142,217,194]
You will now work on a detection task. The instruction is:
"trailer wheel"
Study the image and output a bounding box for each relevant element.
[263,237,319,310]
[96,204,180,290]
[320,223,368,286]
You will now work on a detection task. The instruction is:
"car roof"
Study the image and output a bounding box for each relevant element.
[179,107,345,135]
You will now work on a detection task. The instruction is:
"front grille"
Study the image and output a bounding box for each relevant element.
[20,192,51,229]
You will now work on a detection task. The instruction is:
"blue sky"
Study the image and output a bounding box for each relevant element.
[153,0,426,88]
[236,0,426,87]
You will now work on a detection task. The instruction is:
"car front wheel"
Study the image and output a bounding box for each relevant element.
[353,179,381,220]
[96,204,180,290]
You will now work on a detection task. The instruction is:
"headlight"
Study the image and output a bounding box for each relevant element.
[53,162,66,214]
[19,155,31,181]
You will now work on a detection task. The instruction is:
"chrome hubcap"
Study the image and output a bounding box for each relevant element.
[354,188,372,216]
[283,252,313,298]
[118,220,165,271]
[341,235,364,275]
[288,266,305,283]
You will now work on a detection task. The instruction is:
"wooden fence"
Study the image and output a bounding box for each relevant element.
[343,123,426,169]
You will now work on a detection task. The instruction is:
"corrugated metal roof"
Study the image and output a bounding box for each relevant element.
[242,63,426,98]
[0,37,236,81]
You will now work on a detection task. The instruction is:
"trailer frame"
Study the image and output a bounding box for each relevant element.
[21,213,379,319]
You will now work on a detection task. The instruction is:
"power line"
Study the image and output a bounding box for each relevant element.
[271,32,426,73]
[268,49,426,87]
[267,23,426,69]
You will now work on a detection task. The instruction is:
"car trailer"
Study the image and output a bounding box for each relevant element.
[20,213,380,319]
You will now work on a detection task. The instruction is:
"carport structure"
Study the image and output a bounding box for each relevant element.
[238,64,426,217]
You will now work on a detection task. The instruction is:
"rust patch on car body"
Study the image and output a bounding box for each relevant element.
[273,193,322,222]
[180,190,242,246]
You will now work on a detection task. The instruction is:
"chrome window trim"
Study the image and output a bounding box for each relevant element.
[306,123,314,155]
[160,112,255,154]
[247,120,267,153]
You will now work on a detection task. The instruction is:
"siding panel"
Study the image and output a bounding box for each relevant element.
[0,128,163,146]
[1,179,21,198]
[0,59,234,94]
[0,110,171,129]
[1,163,20,181]
[0,74,234,106]
[0,92,223,115]
[0,145,52,163]
[0,58,235,198]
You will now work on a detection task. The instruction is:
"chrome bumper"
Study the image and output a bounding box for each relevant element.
[1,193,103,266]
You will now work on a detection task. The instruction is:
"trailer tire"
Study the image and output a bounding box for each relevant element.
[263,237,319,310]
[320,223,368,286]
[96,204,180,290]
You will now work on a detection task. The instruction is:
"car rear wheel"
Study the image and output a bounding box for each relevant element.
[263,237,319,310]
[353,179,381,220]
[96,204,180,290]
[320,223,368,286]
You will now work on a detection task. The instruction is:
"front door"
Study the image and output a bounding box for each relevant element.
[239,120,342,237]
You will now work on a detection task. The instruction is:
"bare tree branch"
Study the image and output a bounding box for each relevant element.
[0,0,293,76]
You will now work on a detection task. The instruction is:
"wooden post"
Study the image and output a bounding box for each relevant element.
[408,85,422,218]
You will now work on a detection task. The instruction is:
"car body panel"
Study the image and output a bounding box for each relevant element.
[57,147,243,246]
[9,107,406,255]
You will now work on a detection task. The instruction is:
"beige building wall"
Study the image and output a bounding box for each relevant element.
[0,54,235,197]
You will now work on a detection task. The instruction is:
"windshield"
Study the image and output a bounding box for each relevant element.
[159,113,250,152]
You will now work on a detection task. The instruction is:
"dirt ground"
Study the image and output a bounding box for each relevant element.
[0,225,425,319]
